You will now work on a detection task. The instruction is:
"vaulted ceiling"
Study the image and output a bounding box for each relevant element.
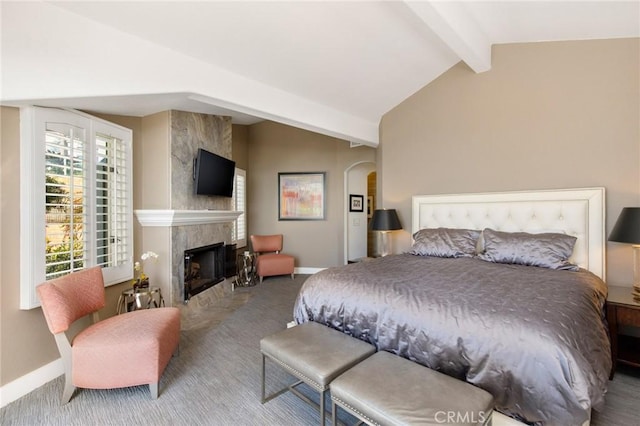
[1,1,638,146]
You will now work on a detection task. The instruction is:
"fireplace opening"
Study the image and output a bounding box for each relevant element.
[184,242,225,301]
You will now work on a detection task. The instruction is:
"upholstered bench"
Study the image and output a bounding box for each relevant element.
[330,351,494,426]
[260,321,376,425]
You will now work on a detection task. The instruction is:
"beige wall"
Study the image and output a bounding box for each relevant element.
[380,38,640,286]
[247,121,376,268]
[232,124,249,171]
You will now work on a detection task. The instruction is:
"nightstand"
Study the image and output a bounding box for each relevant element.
[606,285,640,378]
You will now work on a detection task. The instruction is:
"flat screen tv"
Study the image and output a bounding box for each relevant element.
[193,148,236,197]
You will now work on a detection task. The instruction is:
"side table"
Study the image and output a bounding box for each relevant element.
[606,285,640,378]
[234,252,257,288]
[117,286,165,314]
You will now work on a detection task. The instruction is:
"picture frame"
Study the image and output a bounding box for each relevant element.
[367,196,374,218]
[349,194,364,212]
[278,172,326,220]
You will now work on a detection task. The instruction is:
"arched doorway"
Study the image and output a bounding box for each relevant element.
[344,161,376,264]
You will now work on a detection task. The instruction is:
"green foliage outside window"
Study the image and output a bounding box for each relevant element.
[45,190,85,276]
[45,175,67,212]
[45,240,84,275]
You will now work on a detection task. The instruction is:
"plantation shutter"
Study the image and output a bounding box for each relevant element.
[44,122,90,280]
[233,168,247,248]
[94,123,133,285]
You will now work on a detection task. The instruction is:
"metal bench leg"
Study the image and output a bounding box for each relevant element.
[332,399,337,426]
[261,354,266,403]
[261,353,296,404]
[320,388,326,426]
[262,352,334,425]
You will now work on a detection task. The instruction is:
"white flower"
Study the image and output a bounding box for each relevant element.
[133,252,159,285]
[141,251,159,261]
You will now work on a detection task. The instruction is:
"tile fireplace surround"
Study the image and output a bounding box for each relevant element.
[135,209,242,329]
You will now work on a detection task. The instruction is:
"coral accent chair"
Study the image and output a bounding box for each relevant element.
[36,266,181,404]
[250,234,295,283]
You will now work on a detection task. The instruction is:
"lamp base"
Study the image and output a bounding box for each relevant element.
[378,231,391,257]
[633,285,640,301]
[632,246,640,301]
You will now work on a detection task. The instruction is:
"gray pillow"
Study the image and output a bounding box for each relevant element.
[477,228,578,271]
[410,228,481,258]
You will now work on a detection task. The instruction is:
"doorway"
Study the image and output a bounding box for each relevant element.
[344,162,376,264]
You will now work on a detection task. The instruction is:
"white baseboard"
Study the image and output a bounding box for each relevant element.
[294,267,324,275]
[0,358,63,408]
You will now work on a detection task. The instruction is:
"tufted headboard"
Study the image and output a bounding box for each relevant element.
[412,188,606,279]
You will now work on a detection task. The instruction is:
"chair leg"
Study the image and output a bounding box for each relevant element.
[149,382,159,399]
[291,273,295,279]
[260,276,263,283]
[54,333,75,404]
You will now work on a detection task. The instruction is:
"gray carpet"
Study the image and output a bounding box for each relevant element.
[1,274,638,426]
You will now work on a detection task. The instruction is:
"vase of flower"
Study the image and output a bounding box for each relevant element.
[133,251,158,291]
[133,277,150,291]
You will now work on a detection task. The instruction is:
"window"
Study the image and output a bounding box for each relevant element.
[232,168,247,248]
[20,107,133,309]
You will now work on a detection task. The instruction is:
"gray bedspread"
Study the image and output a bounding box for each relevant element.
[293,254,611,425]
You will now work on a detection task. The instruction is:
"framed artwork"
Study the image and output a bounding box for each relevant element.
[349,194,364,212]
[278,172,326,220]
[367,196,374,218]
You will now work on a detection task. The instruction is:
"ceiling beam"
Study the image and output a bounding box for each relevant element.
[403,1,492,73]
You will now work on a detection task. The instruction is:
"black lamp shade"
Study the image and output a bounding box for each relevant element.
[370,209,402,231]
[609,207,640,244]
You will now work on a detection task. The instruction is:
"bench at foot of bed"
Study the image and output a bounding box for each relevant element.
[330,350,495,426]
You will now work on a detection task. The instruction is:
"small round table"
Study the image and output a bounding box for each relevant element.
[234,252,257,288]
[117,286,165,314]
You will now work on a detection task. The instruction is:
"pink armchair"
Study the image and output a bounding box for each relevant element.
[250,234,295,283]
[37,266,180,404]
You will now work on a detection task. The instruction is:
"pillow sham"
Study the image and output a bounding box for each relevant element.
[477,228,578,271]
[410,228,481,258]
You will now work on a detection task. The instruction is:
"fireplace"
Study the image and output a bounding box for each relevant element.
[184,242,225,301]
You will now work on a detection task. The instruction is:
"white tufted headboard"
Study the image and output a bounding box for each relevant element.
[412,188,606,279]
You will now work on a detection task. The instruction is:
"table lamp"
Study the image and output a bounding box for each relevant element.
[608,207,640,299]
[370,209,402,257]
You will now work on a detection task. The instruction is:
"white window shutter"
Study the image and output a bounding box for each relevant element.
[20,107,133,309]
[233,168,247,248]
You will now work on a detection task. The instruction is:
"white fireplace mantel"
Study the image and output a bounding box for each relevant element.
[135,210,242,227]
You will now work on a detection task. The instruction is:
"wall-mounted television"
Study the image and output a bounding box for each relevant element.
[193,148,236,197]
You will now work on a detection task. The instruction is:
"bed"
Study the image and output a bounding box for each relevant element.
[293,188,611,426]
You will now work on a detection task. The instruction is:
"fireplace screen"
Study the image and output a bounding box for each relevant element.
[184,242,225,301]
